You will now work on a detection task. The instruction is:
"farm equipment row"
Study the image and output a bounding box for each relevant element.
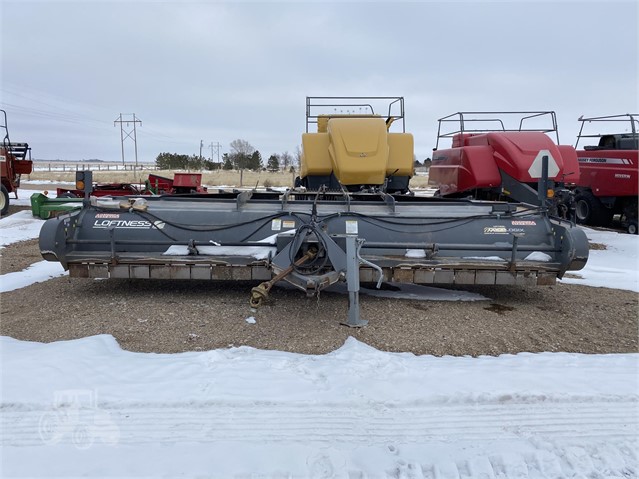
[30,172,208,219]
[56,171,207,198]
[429,112,637,234]
[38,97,598,325]
[573,114,638,234]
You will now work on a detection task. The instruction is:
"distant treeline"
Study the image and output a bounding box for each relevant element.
[155,153,222,171]
[155,139,300,172]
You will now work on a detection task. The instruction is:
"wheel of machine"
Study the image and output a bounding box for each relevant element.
[0,184,9,216]
[59,192,78,198]
[574,190,613,226]
[621,198,638,235]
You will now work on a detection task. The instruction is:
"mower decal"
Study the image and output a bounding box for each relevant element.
[484,226,508,234]
[512,220,536,226]
[0,155,5,162]
[95,213,120,219]
[271,219,282,231]
[484,225,525,235]
[282,220,295,229]
[615,173,631,179]
[93,219,153,229]
[345,220,358,234]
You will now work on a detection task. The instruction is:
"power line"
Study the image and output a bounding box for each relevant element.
[209,141,222,162]
[114,113,141,167]
[1,102,110,128]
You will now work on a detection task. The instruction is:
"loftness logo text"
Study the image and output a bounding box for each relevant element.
[93,219,162,229]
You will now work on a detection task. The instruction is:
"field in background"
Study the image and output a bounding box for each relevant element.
[27,161,432,188]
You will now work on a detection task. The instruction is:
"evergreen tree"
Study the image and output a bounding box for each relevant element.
[266,154,280,172]
[203,159,221,171]
[222,153,233,170]
[155,152,201,170]
[249,150,262,171]
[155,152,172,169]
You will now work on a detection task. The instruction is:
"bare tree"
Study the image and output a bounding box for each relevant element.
[229,139,256,169]
[294,145,302,169]
[230,139,255,157]
[280,150,292,170]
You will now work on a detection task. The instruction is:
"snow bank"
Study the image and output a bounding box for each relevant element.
[560,227,639,292]
[0,210,45,247]
[3,333,631,405]
[1,335,637,477]
[0,260,67,292]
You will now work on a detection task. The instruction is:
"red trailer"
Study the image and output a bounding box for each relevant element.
[148,172,207,194]
[1,110,33,215]
[56,172,207,198]
[56,182,147,198]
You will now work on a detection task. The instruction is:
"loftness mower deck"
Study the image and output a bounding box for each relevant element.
[38,97,589,325]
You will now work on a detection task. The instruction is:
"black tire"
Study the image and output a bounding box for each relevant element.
[0,184,9,216]
[621,197,638,234]
[59,192,78,198]
[574,190,613,226]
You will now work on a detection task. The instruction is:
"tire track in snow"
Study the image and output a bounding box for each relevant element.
[2,399,636,446]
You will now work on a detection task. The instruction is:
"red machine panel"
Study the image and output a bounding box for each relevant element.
[430,131,579,195]
[576,149,638,197]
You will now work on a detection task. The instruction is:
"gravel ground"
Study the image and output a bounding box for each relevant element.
[1,237,637,356]
[4,204,31,217]
[1,205,40,275]
[0,239,41,275]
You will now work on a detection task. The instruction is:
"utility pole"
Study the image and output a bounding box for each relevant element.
[114,113,142,168]
[199,140,204,161]
[209,141,222,163]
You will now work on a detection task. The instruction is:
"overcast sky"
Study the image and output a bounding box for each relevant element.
[1,1,637,163]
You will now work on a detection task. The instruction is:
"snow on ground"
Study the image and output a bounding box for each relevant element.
[410,186,438,197]
[559,227,639,292]
[0,210,45,247]
[0,261,67,293]
[1,212,638,476]
[0,335,637,477]
[21,180,74,186]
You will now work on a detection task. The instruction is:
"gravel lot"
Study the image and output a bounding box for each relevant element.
[1,231,637,356]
